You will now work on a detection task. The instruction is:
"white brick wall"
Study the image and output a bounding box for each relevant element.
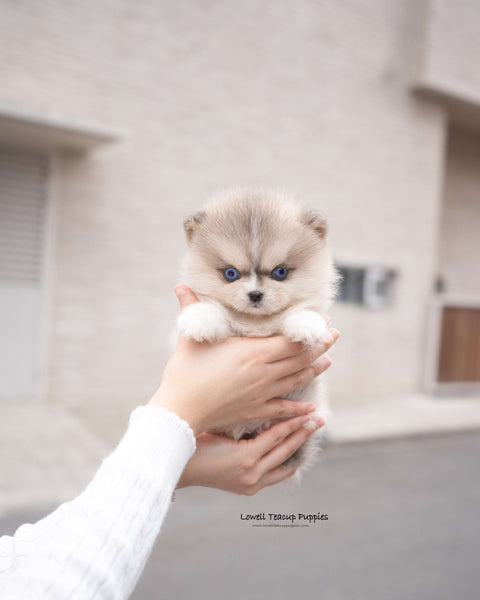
[0,1,454,422]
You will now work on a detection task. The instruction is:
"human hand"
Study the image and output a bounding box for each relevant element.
[176,413,325,494]
[149,285,339,435]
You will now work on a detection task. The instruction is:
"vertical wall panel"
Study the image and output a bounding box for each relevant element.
[0,146,49,399]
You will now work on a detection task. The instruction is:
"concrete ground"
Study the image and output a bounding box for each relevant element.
[2,429,479,600]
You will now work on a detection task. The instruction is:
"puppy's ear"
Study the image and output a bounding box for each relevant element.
[302,210,328,238]
[183,211,205,243]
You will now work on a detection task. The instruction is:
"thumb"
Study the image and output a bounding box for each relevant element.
[174,284,199,309]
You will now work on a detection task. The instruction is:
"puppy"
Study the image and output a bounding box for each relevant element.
[177,189,339,474]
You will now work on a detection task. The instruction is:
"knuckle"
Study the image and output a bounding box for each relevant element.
[296,370,306,387]
[289,341,305,355]
[288,420,301,434]
[241,353,259,371]
[305,365,315,382]
[283,446,300,463]
[305,346,316,365]
[276,420,297,434]
[266,422,285,444]
[242,456,257,471]
[293,372,303,388]
[241,471,259,487]
[252,347,266,364]
[239,342,263,367]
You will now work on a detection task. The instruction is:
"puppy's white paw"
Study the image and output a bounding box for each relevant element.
[283,310,328,346]
[178,302,230,343]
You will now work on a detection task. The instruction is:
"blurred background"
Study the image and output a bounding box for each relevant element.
[0,1,479,598]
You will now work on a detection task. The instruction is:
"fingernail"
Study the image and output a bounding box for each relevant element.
[313,416,325,428]
[321,356,332,368]
[307,404,316,412]
[329,328,340,341]
[300,415,311,425]
[303,419,317,433]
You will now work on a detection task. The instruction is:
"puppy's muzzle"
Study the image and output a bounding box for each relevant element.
[248,290,263,303]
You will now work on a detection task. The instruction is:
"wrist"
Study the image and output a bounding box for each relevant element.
[175,472,190,489]
[148,391,204,436]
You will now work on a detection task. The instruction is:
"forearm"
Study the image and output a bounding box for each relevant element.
[0,405,196,600]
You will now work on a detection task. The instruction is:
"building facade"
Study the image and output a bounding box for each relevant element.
[1,0,479,432]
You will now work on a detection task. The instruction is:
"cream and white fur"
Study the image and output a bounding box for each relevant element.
[177,189,339,474]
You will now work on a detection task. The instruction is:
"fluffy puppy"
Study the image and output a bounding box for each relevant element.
[177,189,339,474]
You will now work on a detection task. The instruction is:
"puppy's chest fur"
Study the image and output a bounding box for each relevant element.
[213,305,293,338]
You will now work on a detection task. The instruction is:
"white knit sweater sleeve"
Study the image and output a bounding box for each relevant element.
[0,404,196,600]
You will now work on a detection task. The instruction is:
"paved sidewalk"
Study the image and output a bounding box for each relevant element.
[327,393,480,442]
[0,404,110,516]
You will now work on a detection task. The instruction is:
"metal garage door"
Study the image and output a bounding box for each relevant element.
[0,146,49,399]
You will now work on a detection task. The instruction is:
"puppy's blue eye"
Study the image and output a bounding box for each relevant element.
[272,266,288,281]
[224,267,240,282]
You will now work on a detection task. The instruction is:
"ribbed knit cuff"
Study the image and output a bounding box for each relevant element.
[109,405,196,478]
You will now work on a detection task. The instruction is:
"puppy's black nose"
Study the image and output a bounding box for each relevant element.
[248,291,263,303]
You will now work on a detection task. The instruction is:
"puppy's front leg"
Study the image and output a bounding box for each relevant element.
[282,309,328,346]
[178,301,231,343]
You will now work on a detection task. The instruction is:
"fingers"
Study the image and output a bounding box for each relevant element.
[269,355,333,398]
[260,336,309,362]
[174,284,199,309]
[252,463,298,490]
[252,414,317,458]
[261,321,338,364]
[242,416,325,493]
[258,417,324,474]
[270,329,339,380]
[253,398,317,422]
[258,318,332,361]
